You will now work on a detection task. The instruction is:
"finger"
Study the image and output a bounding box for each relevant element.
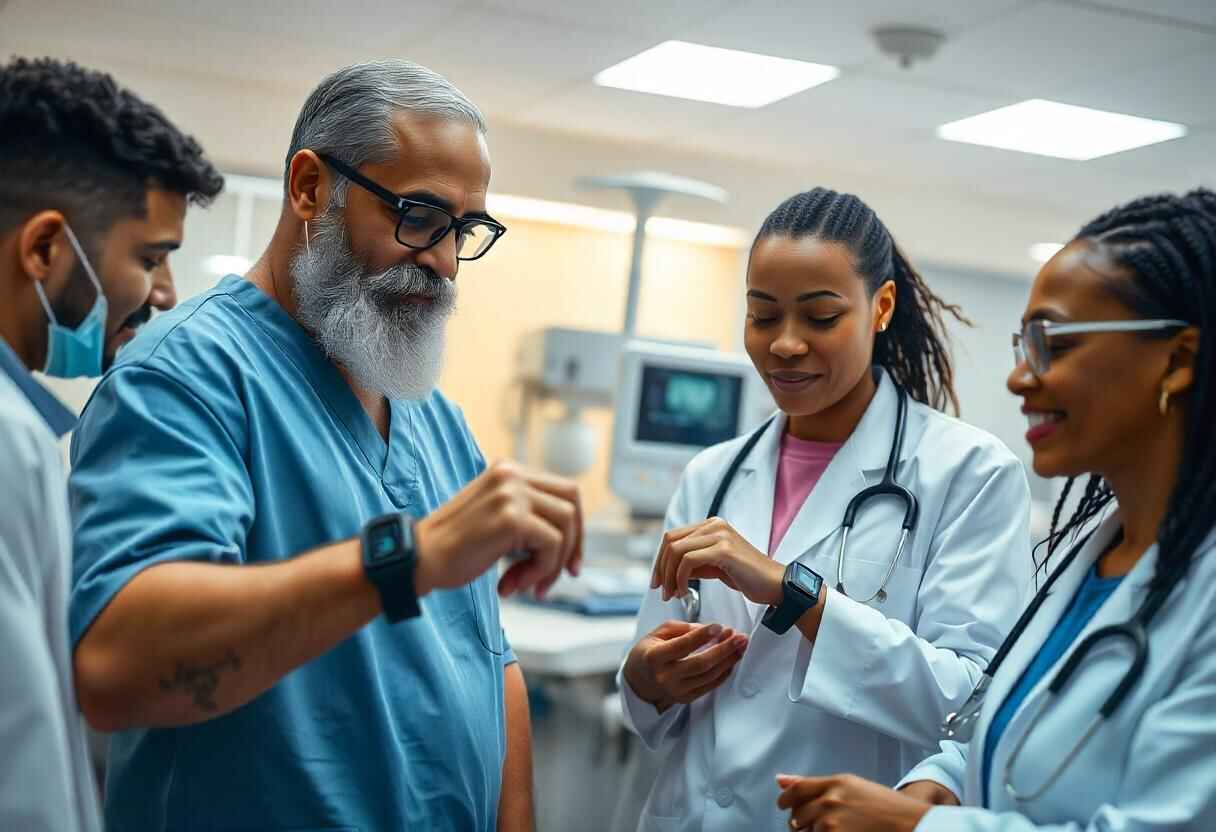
[789,796,830,831]
[516,472,584,579]
[663,533,717,601]
[776,776,835,809]
[674,632,747,679]
[650,620,696,640]
[652,622,725,662]
[521,486,579,578]
[676,659,738,702]
[651,521,710,589]
[675,549,721,599]
[673,645,745,695]
[496,514,563,596]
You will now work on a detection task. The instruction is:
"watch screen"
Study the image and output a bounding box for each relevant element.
[792,564,821,598]
[369,523,401,562]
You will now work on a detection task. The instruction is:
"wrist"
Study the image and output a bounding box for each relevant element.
[623,650,662,706]
[412,515,440,597]
[761,559,785,606]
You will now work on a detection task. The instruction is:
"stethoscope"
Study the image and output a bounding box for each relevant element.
[680,384,918,622]
[941,528,1171,804]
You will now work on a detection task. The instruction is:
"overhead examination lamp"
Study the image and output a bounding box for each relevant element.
[576,171,728,335]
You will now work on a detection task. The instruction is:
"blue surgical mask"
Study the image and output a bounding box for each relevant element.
[33,223,108,378]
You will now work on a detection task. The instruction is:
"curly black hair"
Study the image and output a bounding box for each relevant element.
[756,188,970,414]
[0,56,224,239]
[1039,188,1216,603]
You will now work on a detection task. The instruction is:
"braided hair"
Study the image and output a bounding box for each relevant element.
[756,188,969,414]
[1039,188,1216,598]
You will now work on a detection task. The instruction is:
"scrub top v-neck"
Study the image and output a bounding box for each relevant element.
[69,274,514,832]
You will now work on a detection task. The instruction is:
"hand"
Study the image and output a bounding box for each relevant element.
[651,517,784,607]
[776,773,935,832]
[413,460,583,599]
[623,620,748,710]
[897,780,960,807]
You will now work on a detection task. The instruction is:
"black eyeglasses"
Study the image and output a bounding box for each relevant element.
[318,153,506,261]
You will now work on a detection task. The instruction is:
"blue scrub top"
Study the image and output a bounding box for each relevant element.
[69,275,515,832]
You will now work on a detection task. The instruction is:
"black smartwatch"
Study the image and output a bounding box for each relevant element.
[361,512,421,623]
[762,561,824,634]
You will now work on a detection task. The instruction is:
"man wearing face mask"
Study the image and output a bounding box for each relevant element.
[0,57,223,831]
[67,60,582,831]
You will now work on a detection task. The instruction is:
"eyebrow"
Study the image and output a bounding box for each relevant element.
[143,240,181,253]
[1023,309,1069,325]
[398,190,494,222]
[747,289,843,302]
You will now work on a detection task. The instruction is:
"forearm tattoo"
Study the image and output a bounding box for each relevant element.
[159,650,242,711]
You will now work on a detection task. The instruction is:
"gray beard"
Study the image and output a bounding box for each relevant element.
[290,210,456,401]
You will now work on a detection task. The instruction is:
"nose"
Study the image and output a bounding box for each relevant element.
[148,261,179,311]
[413,230,459,282]
[1007,354,1038,396]
[770,323,809,360]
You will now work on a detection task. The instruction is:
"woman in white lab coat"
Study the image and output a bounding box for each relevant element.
[618,187,1032,831]
[776,188,1216,831]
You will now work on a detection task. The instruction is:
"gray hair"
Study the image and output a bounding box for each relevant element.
[285,59,486,201]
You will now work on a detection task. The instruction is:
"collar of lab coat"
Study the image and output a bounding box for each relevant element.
[970,507,1163,807]
[728,367,922,566]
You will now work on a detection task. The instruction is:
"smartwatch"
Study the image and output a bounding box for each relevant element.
[762,561,824,634]
[361,512,421,623]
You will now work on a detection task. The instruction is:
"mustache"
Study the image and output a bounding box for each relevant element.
[122,305,153,330]
[366,263,452,305]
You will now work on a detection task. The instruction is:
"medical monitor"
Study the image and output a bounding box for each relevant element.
[611,341,774,517]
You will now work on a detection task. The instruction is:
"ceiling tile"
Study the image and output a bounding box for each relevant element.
[405,6,653,116]
[1080,0,1216,28]
[85,0,457,50]
[912,1,1216,98]
[473,0,738,35]
[685,0,1031,68]
[507,82,730,144]
[1056,47,1216,127]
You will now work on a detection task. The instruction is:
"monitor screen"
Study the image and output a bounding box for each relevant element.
[634,365,743,447]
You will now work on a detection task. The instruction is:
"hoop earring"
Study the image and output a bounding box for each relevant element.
[1159,388,1171,416]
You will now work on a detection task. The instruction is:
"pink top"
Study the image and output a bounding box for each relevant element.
[767,432,843,554]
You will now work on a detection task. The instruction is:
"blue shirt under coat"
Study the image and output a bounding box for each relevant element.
[982,563,1124,806]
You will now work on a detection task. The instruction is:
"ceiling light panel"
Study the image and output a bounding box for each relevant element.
[594,40,839,108]
[937,99,1186,160]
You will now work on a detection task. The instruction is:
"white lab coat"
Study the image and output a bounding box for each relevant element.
[900,512,1216,830]
[618,369,1032,832]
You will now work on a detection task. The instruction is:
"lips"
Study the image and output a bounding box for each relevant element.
[1024,409,1065,444]
[768,371,820,393]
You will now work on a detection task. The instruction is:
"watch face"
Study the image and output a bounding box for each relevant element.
[790,563,822,599]
[368,522,402,562]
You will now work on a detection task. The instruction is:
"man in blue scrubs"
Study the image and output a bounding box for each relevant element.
[0,57,222,830]
[68,60,582,831]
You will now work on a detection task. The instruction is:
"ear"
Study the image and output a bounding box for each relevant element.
[16,210,69,284]
[1162,326,1200,398]
[286,150,328,222]
[873,279,897,332]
